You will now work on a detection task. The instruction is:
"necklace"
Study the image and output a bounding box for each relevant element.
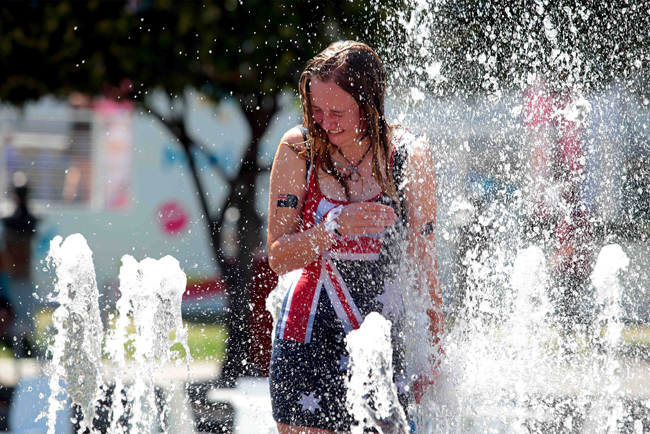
[333,143,372,182]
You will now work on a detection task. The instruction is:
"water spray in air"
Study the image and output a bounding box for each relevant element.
[363,0,649,431]
[46,234,193,433]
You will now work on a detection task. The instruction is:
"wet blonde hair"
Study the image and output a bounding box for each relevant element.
[297,41,398,203]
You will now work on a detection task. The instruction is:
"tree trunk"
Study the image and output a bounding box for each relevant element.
[218,96,278,385]
[145,95,279,386]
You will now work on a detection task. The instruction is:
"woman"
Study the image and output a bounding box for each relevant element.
[267,41,442,433]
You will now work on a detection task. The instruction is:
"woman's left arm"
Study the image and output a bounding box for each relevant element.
[403,142,444,354]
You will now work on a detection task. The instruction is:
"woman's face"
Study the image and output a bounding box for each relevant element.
[309,79,365,149]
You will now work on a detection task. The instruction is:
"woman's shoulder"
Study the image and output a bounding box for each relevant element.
[391,125,434,174]
[281,126,304,146]
[274,126,311,173]
[391,125,427,151]
[280,126,309,156]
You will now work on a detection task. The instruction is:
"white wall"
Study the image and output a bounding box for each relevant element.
[0,89,301,306]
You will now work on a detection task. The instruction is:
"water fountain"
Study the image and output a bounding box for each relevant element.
[366,1,650,432]
[346,312,410,434]
[45,234,104,433]
[45,234,193,433]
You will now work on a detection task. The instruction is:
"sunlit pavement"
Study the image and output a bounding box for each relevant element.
[0,358,221,387]
[200,377,276,434]
[0,359,277,433]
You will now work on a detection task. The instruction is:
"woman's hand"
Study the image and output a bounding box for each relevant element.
[334,202,397,236]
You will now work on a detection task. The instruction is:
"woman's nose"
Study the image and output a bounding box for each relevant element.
[321,113,337,130]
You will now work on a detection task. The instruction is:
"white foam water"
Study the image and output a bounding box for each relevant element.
[407,243,632,433]
[108,254,193,433]
[345,312,410,434]
[592,244,630,349]
[45,234,105,433]
[582,244,630,433]
[365,1,649,430]
[46,234,193,433]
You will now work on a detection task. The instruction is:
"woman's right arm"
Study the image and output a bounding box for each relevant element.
[267,129,335,275]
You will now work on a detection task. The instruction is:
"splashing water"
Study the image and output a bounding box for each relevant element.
[403,241,633,433]
[592,244,630,349]
[353,0,650,432]
[46,234,193,433]
[346,312,410,434]
[46,234,105,433]
[42,3,648,432]
[108,254,193,433]
[583,244,630,433]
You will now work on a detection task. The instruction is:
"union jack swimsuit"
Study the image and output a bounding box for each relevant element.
[270,129,417,431]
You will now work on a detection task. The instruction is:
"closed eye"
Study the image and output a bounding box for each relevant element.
[312,107,345,118]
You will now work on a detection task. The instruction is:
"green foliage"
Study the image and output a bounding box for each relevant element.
[0,0,378,108]
[33,307,227,362]
[171,322,228,362]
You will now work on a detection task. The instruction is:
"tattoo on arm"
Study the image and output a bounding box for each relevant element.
[277,194,299,209]
[421,221,435,236]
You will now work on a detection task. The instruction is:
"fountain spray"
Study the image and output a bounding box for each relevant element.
[46,234,193,433]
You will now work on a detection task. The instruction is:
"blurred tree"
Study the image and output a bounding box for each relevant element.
[0,0,382,385]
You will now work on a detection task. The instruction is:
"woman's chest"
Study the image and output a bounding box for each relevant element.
[316,168,384,202]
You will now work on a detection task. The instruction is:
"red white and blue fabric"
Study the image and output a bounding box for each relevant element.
[277,177,385,343]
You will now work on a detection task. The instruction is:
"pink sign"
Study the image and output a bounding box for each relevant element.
[157,201,189,235]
